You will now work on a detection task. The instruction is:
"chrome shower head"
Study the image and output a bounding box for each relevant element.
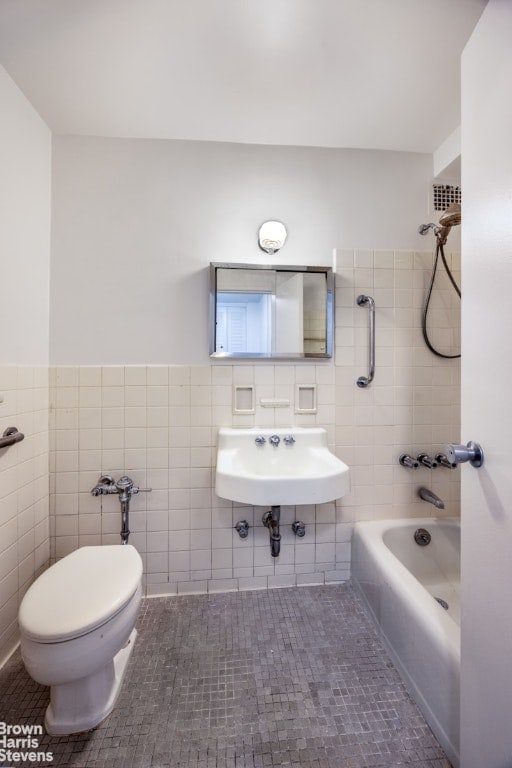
[439,202,461,228]
[436,203,461,245]
[418,202,461,245]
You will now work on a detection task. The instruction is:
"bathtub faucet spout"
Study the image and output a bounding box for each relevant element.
[418,487,445,509]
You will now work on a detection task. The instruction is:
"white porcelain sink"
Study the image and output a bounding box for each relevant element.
[215,427,350,506]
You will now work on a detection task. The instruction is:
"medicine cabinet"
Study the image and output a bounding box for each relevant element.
[209,263,334,359]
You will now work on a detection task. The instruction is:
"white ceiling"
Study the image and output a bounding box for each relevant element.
[0,0,487,153]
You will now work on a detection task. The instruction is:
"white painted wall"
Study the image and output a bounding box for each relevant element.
[50,136,435,364]
[433,126,461,180]
[0,65,51,664]
[0,65,51,365]
[460,3,512,766]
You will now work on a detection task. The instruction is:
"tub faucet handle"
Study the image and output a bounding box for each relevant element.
[435,453,457,469]
[399,454,419,469]
[417,453,437,469]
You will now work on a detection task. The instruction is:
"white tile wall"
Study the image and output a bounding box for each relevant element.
[48,250,460,597]
[0,367,50,664]
[335,249,461,524]
[49,362,348,594]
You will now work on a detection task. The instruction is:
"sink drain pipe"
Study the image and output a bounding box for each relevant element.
[262,506,281,557]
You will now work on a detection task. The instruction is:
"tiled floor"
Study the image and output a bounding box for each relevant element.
[0,585,452,768]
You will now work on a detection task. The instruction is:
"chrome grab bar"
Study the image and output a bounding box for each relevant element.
[0,427,25,449]
[356,294,375,388]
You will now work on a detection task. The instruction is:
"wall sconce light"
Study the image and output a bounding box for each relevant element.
[258,221,287,254]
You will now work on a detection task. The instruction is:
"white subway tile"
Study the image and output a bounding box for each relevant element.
[146,551,169,573]
[125,386,147,407]
[148,386,168,407]
[238,576,267,590]
[101,367,125,387]
[124,367,147,386]
[296,573,323,585]
[102,386,125,407]
[79,386,102,408]
[169,366,190,386]
[55,366,78,388]
[78,365,101,387]
[177,580,207,595]
[148,407,168,428]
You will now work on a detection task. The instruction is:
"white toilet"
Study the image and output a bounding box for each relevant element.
[18,545,143,736]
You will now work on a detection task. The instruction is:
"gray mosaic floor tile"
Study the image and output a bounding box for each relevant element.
[0,584,452,767]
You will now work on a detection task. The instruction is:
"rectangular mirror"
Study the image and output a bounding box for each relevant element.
[210,263,334,359]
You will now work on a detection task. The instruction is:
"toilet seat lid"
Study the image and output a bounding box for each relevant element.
[19,545,143,642]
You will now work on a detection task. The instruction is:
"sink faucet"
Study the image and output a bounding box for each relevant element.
[418,487,445,509]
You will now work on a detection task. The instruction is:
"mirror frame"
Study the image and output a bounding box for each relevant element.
[209,262,334,359]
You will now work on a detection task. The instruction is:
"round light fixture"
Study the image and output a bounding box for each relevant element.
[258,221,287,254]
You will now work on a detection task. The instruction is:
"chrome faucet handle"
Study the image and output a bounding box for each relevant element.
[399,454,419,469]
[445,441,484,468]
[234,520,250,539]
[435,453,457,469]
[269,435,280,446]
[254,436,266,446]
[131,486,152,494]
[417,453,437,469]
[283,435,295,446]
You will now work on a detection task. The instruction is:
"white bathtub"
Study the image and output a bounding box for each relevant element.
[352,517,460,768]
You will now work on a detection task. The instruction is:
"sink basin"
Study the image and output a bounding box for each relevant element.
[215,427,350,506]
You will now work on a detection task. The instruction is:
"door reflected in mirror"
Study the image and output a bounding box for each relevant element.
[210,263,334,359]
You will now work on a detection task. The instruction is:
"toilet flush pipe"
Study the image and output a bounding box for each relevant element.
[115,476,152,545]
[119,494,131,545]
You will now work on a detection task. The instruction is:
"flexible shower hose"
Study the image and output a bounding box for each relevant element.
[421,240,461,359]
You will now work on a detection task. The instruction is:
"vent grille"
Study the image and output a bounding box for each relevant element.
[433,184,461,212]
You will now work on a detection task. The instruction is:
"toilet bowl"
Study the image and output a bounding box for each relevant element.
[18,544,143,735]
